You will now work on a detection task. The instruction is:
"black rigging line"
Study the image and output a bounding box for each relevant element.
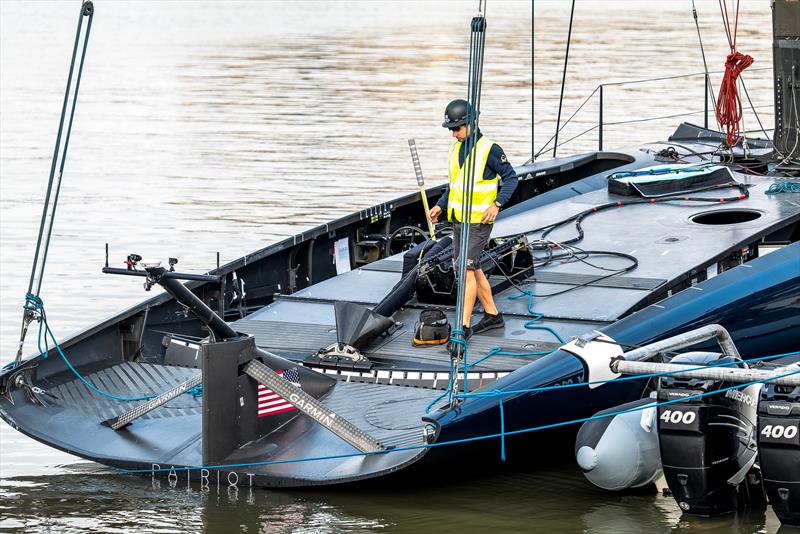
[15,1,94,365]
[533,86,599,160]
[691,0,720,131]
[552,0,575,159]
[531,0,535,160]
[452,8,488,368]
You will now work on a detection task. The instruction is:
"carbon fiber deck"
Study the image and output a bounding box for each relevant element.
[360,260,404,273]
[321,381,437,449]
[368,328,556,370]
[42,362,436,451]
[231,319,557,371]
[233,319,336,352]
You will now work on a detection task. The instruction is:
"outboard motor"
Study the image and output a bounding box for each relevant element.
[656,352,766,516]
[757,367,800,527]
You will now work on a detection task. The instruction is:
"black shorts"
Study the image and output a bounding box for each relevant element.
[452,223,492,271]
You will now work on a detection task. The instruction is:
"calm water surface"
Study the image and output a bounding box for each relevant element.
[0,1,782,532]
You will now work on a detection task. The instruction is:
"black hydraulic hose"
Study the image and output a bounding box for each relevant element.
[552,0,575,159]
[150,267,239,341]
[488,247,639,299]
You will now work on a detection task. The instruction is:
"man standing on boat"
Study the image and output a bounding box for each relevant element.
[428,99,518,337]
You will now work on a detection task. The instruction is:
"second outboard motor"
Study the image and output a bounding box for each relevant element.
[657,352,766,516]
[757,367,800,527]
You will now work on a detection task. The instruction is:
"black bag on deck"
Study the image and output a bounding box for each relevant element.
[608,164,734,198]
[412,308,451,346]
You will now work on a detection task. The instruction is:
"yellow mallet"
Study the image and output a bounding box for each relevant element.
[408,139,436,241]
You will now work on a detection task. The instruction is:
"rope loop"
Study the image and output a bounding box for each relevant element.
[716,0,753,148]
[766,181,800,194]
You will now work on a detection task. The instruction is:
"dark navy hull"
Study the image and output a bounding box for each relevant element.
[429,243,800,456]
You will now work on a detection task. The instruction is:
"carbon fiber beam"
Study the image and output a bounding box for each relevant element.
[102,374,202,430]
[243,359,385,453]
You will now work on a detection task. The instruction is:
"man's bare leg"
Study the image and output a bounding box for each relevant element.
[462,270,478,327]
[474,269,498,315]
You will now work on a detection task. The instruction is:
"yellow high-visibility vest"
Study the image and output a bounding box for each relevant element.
[447,136,499,224]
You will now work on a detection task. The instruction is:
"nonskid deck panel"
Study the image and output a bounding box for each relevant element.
[231,319,559,371]
[320,381,438,449]
[44,362,201,422]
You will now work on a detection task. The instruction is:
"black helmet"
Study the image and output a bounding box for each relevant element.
[442,99,476,129]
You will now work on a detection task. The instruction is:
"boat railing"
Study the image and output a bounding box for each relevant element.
[531,66,773,162]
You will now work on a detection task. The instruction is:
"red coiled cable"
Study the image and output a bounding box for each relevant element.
[715,0,754,148]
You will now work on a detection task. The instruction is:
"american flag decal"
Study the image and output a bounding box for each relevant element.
[257,368,301,418]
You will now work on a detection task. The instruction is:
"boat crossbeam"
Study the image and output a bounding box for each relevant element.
[242,359,386,454]
[102,373,202,430]
[612,360,800,386]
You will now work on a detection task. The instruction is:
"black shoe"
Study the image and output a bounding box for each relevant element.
[458,325,472,340]
[472,312,505,334]
[447,326,472,351]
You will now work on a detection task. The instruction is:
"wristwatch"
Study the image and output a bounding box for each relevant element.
[493,201,502,208]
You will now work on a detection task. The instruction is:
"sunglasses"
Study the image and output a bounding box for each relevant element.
[448,125,464,132]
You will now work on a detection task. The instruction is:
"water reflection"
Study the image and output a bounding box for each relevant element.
[0,455,789,533]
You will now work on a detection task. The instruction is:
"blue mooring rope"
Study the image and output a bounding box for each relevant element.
[509,289,567,343]
[499,397,506,462]
[766,181,800,194]
[426,289,567,413]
